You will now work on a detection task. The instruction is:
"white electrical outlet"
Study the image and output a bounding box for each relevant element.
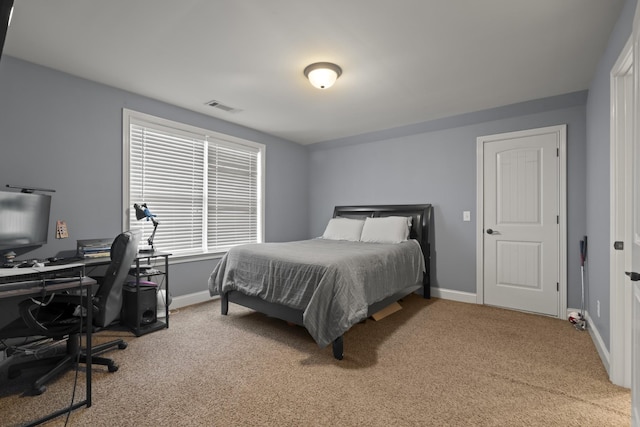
[597,300,600,317]
[463,211,471,222]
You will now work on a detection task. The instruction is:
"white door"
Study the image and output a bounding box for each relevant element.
[478,125,565,316]
[629,3,640,424]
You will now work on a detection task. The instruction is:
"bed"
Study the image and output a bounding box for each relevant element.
[208,204,433,360]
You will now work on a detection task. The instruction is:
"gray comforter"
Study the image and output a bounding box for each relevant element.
[208,238,425,348]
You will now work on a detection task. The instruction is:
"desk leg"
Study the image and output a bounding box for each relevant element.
[164,255,169,329]
[84,277,92,407]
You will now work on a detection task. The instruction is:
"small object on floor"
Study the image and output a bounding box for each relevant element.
[371,302,402,321]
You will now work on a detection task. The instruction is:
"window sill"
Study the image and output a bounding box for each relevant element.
[164,251,227,265]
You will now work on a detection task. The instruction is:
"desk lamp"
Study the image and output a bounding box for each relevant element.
[133,203,158,253]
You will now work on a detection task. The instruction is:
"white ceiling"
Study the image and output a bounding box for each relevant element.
[3,0,625,145]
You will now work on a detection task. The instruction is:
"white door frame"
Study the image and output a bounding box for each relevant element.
[610,35,633,388]
[476,125,567,317]
[631,3,640,424]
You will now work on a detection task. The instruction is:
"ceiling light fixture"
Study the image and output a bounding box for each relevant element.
[304,62,342,90]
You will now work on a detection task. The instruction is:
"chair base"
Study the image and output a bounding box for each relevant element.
[7,334,127,395]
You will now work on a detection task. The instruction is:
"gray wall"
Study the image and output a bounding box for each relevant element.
[0,56,309,297]
[309,94,587,306]
[584,0,637,349]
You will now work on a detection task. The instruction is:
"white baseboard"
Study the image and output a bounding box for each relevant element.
[584,310,611,375]
[430,287,477,304]
[559,308,610,375]
[171,290,217,310]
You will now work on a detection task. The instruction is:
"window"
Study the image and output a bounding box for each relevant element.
[123,109,264,259]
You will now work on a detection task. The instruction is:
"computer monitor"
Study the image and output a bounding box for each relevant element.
[0,190,51,251]
[0,0,14,64]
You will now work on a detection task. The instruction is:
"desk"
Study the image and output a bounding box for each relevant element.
[0,265,94,426]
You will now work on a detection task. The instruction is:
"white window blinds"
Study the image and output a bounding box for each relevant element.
[208,141,260,249]
[125,110,264,257]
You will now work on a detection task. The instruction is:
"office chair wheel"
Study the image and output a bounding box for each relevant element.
[107,362,119,373]
[118,342,128,350]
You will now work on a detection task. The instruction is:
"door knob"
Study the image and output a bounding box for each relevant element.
[626,271,640,281]
[486,229,494,235]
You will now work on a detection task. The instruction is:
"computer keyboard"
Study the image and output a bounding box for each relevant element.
[0,272,41,285]
[0,276,83,289]
[0,279,42,291]
[0,261,86,285]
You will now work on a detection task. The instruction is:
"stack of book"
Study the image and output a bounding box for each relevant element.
[77,238,112,259]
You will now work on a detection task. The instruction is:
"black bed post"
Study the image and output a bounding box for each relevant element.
[423,272,431,299]
[221,292,229,315]
[422,204,432,299]
[332,336,344,360]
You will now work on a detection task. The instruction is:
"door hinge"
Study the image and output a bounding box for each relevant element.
[557,282,559,292]
[614,241,624,250]
[557,215,559,224]
[557,148,559,157]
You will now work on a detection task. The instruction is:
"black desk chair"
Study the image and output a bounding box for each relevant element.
[0,230,140,395]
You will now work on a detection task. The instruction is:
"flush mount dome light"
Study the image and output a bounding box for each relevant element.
[304,62,342,89]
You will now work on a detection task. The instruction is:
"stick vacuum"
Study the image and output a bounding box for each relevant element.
[576,237,587,330]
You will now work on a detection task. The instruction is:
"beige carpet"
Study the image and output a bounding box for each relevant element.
[0,295,631,426]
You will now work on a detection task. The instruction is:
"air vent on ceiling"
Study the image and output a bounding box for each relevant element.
[205,100,241,113]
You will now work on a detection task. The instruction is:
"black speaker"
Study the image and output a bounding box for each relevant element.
[122,285,157,328]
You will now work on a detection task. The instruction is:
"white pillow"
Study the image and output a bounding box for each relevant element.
[360,216,411,243]
[322,218,365,241]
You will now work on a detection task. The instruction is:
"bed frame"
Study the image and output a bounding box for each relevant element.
[220,204,433,360]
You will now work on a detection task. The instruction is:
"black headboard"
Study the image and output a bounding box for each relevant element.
[332,204,433,293]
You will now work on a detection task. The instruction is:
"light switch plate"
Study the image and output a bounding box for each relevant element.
[463,211,471,222]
